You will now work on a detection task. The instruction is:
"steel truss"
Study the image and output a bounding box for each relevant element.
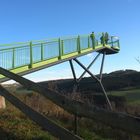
[69,52,112,109]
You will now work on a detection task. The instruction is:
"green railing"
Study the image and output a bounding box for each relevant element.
[0,33,120,70]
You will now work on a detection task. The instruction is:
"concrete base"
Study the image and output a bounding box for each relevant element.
[0,96,6,109]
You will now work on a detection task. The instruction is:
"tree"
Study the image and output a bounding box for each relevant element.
[135,57,140,64]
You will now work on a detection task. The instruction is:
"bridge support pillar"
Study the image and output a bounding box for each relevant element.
[69,60,78,135]
[0,96,6,109]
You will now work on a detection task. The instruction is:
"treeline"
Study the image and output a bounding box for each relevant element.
[39,69,140,93]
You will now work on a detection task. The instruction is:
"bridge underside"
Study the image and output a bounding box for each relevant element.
[97,46,119,54]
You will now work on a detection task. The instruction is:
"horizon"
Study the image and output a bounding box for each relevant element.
[3,68,140,85]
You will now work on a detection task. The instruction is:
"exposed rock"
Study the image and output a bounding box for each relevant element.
[0,96,6,109]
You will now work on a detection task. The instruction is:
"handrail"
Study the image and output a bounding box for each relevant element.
[0,33,119,48]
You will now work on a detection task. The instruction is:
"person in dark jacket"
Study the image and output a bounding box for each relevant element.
[90,32,95,40]
[90,32,95,47]
[100,32,105,45]
[105,32,109,44]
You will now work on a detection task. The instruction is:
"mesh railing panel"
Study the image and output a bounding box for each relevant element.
[112,41,119,48]
[32,44,41,63]
[89,37,93,48]
[107,36,120,48]
[0,34,119,70]
[43,41,59,60]
[14,46,30,67]
[0,49,13,69]
[80,36,89,50]
[95,34,102,45]
[63,38,77,55]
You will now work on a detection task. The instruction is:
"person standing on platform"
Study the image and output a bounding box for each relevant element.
[90,32,95,39]
[105,32,109,44]
[100,32,105,46]
[90,32,95,48]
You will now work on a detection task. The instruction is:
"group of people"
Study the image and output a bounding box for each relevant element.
[100,32,109,45]
[90,32,109,45]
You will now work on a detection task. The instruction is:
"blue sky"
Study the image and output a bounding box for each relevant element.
[0,0,140,82]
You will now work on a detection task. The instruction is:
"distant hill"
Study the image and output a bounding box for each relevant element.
[14,69,140,109]
[39,69,140,93]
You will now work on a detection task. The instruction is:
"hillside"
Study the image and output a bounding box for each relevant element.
[1,69,140,140]
[38,69,140,93]
[15,69,140,109]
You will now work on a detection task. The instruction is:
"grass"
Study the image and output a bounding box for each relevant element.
[0,101,115,140]
[0,92,106,140]
[109,88,140,105]
[0,85,140,140]
[0,103,56,140]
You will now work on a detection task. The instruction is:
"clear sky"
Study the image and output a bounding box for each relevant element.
[0,0,140,82]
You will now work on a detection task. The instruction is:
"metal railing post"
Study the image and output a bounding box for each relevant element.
[58,38,62,59]
[61,40,64,56]
[88,36,90,48]
[77,35,81,53]
[41,43,43,61]
[12,48,15,69]
[118,40,120,48]
[29,41,33,68]
[111,36,113,47]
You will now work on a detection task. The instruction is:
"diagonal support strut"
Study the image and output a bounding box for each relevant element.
[73,57,112,110]
[77,53,100,83]
[69,59,78,134]
[0,85,82,140]
[99,52,106,81]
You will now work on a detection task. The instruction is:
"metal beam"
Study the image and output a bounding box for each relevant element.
[77,53,100,83]
[0,85,82,140]
[99,81,112,110]
[73,58,99,82]
[99,52,106,81]
[69,60,78,134]
[69,60,77,83]
[73,58,112,110]
[0,67,140,135]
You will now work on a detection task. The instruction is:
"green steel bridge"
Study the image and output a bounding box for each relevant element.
[0,33,119,81]
[0,33,140,139]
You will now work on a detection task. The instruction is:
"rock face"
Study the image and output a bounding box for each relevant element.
[0,96,6,109]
